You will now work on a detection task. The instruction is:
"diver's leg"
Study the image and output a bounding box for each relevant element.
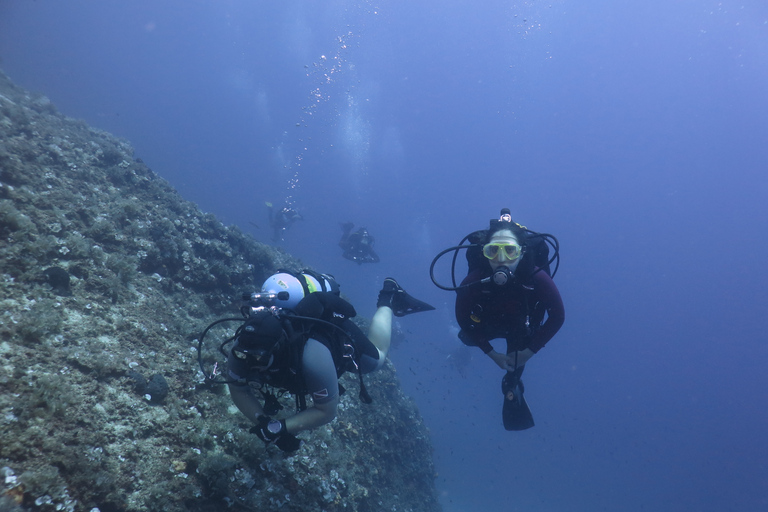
[368,306,392,357]
[344,318,387,373]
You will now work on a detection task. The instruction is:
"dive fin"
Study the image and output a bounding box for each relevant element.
[501,369,535,431]
[340,221,354,234]
[377,278,436,317]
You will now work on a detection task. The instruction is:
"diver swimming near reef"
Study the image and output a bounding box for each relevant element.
[338,222,380,264]
[430,208,565,430]
[198,269,435,452]
[266,202,302,242]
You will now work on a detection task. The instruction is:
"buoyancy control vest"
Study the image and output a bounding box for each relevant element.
[240,291,371,408]
[431,211,560,347]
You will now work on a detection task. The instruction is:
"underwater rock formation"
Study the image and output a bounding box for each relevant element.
[0,70,440,512]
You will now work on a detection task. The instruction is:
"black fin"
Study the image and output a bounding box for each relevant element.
[502,369,535,431]
[392,291,436,317]
[378,278,435,317]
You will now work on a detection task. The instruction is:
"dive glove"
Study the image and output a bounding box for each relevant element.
[274,432,301,452]
[252,415,301,453]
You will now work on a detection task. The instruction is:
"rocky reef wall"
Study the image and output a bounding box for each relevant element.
[0,71,440,512]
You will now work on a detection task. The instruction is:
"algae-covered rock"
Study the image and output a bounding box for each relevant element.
[0,70,440,512]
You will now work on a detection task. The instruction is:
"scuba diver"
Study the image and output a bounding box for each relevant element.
[430,208,564,430]
[198,269,434,452]
[338,222,380,264]
[266,201,303,242]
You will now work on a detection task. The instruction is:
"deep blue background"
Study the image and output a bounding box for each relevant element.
[2,1,767,510]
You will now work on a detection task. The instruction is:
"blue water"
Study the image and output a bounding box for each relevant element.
[3,1,768,510]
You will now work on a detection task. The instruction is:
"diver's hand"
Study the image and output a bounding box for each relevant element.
[512,349,534,367]
[252,415,286,443]
[488,349,534,370]
[488,350,515,371]
[251,416,302,452]
[274,433,301,452]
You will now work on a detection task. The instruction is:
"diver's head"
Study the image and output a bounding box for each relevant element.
[261,271,338,310]
[483,229,523,272]
[231,312,286,371]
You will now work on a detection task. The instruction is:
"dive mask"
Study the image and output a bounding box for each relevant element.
[482,241,522,261]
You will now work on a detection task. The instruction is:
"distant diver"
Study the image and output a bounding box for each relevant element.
[266,201,302,242]
[197,270,435,452]
[339,222,380,264]
[430,208,564,431]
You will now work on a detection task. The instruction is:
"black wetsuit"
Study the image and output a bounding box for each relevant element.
[339,227,379,264]
[455,268,564,354]
[228,314,380,405]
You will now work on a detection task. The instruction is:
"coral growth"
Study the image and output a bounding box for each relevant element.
[0,70,439,512]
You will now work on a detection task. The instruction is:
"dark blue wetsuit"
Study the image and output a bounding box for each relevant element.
[455,267,565,354]
[227,319,381,405]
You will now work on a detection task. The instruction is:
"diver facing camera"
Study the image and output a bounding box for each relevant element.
[429,207,559,291]
[430,208,564,431]
[481,227,524,287]
[339,222,380,264]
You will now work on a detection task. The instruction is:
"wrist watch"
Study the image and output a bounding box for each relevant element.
[267,419,283,435]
